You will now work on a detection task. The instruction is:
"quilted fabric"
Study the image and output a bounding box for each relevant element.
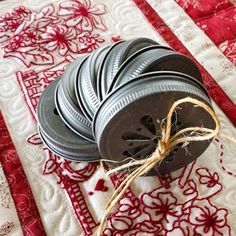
[0,0,235,235]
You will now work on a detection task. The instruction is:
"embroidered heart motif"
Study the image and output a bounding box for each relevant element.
[94,178,109,192]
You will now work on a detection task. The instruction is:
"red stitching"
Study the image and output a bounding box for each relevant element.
[216,138,236,178]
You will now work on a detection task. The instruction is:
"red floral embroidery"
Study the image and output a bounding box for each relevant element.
[0,2,106,67]
[188,199,230,235]
[102,165,230,235]
[0,6,31,37]
[78,31,105,53]
[142,191,181,230]
[196,167,219,187]
[41,25,79,56]
[116,197,141,220]
[58,0,106,31]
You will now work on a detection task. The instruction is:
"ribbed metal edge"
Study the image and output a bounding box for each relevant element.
[75,58,94,121]
[57,82,91,127]
[39,128,100,161]
[108,47,202,92]
[93,72,211,142]
[78,57,101,120]
[107,45,173,93]
[100,42,126,97]
[55,83,95,142]
[100,39,162,98]
[97,40,124,101]
[61,56,86,104]
[83,44,112,113]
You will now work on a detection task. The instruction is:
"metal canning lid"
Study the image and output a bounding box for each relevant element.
[55,81,95,142]
[36,78,100,161]
[105,44,172,94]
[61,56,86,105]
[97,40,124,101]
[77,44,111,121]
[38,128,99,161]
[108,47,202,92]
[87,44,112,95]
[75,57,94,121]
[93,71,214,174]
[57,55,94,141]
[99,38,159,100]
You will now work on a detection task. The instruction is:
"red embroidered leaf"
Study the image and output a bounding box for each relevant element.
[35,4,57,28]
[135,220,160,233]
[4,49,54,67]
[110,216,132,231]
[36,4,55,19]
[43,159,58,175]
[27,133,42,145]
[14,17,35,35]
[183,180,197,196]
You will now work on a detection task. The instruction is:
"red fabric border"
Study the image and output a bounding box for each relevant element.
[0,113,46,236]
[133,0,236,127]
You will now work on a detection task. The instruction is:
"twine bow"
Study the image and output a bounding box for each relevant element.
[97,97,221,235]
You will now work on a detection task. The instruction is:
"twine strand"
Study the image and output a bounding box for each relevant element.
[97,97,221,235]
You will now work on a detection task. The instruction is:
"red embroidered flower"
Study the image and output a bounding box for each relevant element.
[196,168,219,187]
[3,18,23,32]
[188,199,231,235]
[13,6,31,18]
[166,220,195,236]
[41,25,79,56]
[59,0,106,31]
[23,30,38,44]
[142,191,181,230]
[115,197,141,219]
[4,34,25,52]
[78,31,104,53]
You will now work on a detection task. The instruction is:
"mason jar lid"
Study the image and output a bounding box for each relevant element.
[37,78,100,161]
[93,71,213,174]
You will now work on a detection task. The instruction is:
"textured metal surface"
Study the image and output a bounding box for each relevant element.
[56,64,95,142]
[108,47,202,92]
[93,71,213,174]
[97,40,124,101]
[99,38,158,99]
[55,82,94,141]
[61,56,86,104]
[76,44,111,121]
[37,78,100,161]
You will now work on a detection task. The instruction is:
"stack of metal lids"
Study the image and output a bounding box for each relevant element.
[37,38,214,174]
